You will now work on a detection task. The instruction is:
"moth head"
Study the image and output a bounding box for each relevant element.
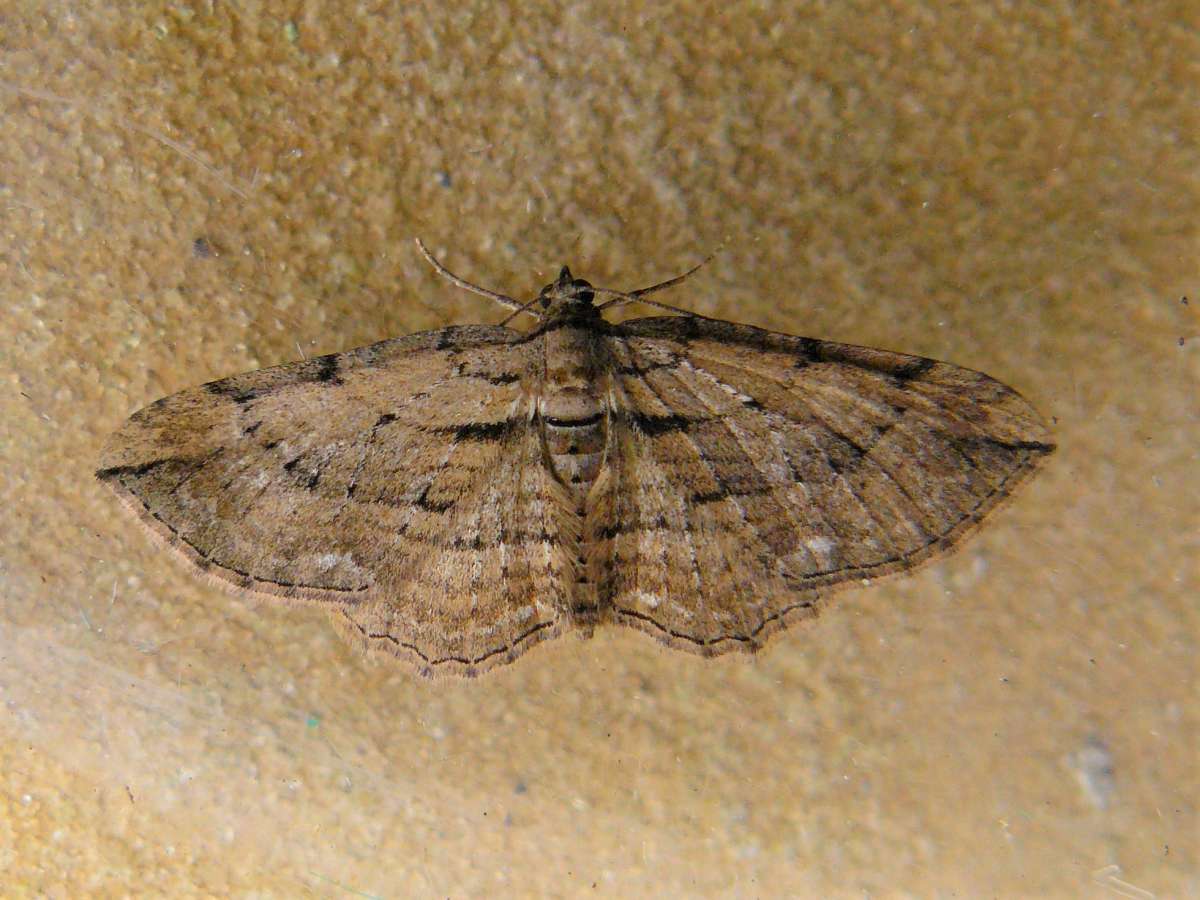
[538,266,596,314]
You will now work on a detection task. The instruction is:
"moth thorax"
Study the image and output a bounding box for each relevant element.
[537,325,606,502]
[540,384,606,503]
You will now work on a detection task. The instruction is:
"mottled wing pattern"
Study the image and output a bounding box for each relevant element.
[97,325,577,676]
[595,316,1055,654]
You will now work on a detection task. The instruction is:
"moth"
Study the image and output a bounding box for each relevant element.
[97,240,1054,677]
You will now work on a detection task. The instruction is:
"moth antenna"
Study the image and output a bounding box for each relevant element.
[595,250,717,311]
[592,290,705,318]
[414,238,527,314]
[498,293,547,327]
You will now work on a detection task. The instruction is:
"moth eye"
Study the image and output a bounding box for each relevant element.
[540,296,551,309]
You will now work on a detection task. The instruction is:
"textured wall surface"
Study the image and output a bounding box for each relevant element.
[1,1,1196,895]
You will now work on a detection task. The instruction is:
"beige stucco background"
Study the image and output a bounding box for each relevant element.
[2,1,1196,896]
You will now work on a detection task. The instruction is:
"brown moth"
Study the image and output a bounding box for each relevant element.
[97,240,1055,677]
